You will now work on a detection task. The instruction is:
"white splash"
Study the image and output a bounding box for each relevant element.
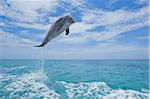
[4,70,60,99]
[57,81,150,99]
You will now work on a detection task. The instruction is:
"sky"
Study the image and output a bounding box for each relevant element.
[0,0,149,59]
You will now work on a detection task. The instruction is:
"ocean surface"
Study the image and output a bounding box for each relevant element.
[0,59,149,99]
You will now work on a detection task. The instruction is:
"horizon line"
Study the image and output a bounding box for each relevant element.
[0,59,149,60]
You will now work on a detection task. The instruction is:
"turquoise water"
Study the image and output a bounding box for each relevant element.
[0,60,149,99]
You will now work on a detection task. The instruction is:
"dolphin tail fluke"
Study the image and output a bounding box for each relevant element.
[34,43,45,47]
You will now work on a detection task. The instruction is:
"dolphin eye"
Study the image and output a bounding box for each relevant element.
[71,19,75,23]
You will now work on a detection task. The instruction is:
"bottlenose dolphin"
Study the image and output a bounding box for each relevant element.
[35,15,75,47]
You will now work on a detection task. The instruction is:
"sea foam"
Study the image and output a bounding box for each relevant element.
[57,81,150,99]
[4,70,60,99]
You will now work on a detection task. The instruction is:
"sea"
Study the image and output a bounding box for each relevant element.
[0,59,149,99]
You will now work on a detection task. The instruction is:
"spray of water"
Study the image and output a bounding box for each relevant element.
[39,48,45,73]
[35,48,49,82]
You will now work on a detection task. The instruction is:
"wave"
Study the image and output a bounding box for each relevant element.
[57,81,149,99]
[1,69,149,99]
[3,70,60,99]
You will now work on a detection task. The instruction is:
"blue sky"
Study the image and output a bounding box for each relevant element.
[0,0,149,59]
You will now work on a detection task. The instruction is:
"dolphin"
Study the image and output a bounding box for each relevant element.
[35,15,75,47]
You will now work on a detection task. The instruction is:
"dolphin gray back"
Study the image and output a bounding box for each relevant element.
[42,17,65,45]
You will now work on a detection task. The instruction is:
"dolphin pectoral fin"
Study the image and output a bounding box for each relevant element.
[34,43,45,47]
[66,28,69,35]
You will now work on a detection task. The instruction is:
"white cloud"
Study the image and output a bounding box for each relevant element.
[0,0,86,24]
[0,30,38,46]
[106,0,118,8]
[70,22,98,33]
[82,6,149,25]
[2,0,59,23]
[59,6,149,43]
[60,0,88,12]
